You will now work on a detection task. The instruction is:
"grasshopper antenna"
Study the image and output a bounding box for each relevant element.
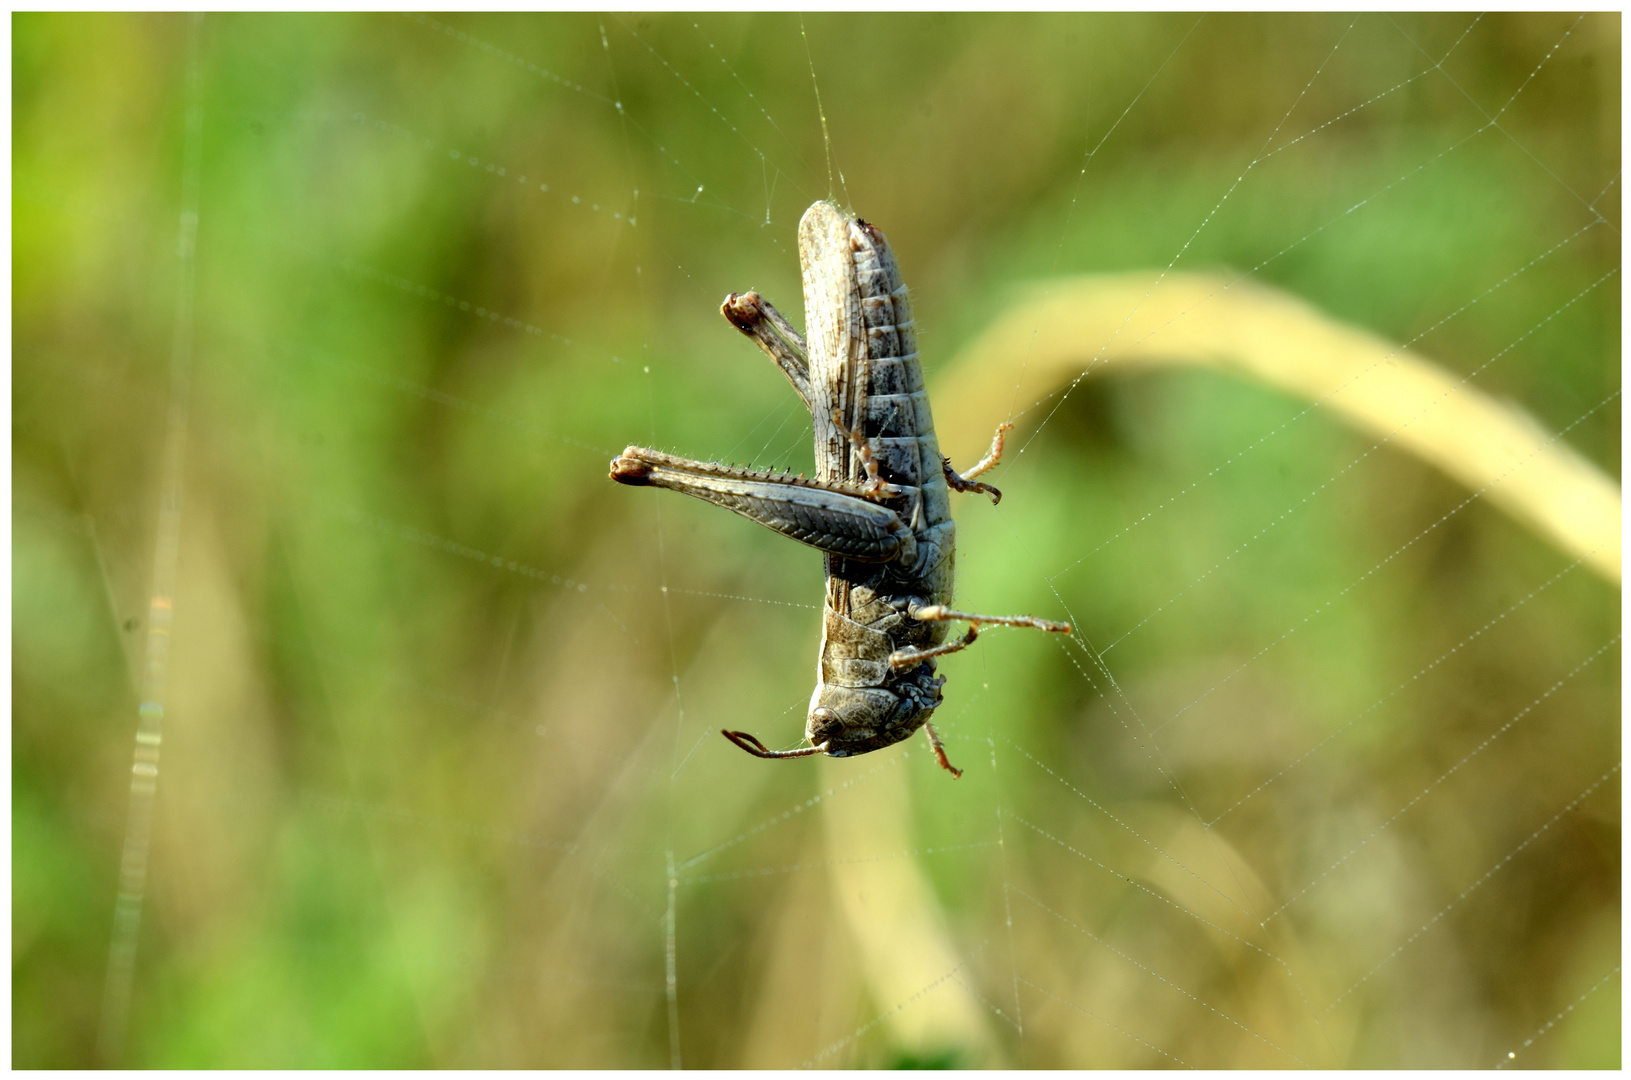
[722,730,828,759]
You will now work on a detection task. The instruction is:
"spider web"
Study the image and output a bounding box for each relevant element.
[10,11,1620,1069]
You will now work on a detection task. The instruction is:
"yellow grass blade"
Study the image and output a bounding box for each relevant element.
[935,272,1620,585]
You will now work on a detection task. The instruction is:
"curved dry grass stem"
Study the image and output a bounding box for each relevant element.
[818,755,1000,1065]
[935,272,1620,585]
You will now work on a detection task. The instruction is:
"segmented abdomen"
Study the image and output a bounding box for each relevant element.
[850,221,953,576]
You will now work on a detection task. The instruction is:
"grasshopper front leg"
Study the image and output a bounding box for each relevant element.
[610,447,917,564]
[942,422,1012,505]
[889,599,1071,670]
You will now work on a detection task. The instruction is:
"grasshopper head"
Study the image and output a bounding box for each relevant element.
[806,669,944,757]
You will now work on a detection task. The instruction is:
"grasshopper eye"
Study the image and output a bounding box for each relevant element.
[808,707,841,740]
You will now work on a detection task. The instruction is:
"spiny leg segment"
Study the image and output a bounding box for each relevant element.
[911,602,1071,633]
[889,601,1071,671]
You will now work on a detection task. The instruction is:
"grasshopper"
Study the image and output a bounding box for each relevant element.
[611,201,1068,777]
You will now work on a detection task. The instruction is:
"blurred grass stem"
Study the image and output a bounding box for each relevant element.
[937,272,1622,585]
[97,13,206,1065]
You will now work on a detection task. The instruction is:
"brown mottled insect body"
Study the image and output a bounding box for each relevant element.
[807,213,957,758]
[612,202,1069,777]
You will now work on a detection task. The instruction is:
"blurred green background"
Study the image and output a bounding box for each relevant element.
[13,12,1620,1068]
